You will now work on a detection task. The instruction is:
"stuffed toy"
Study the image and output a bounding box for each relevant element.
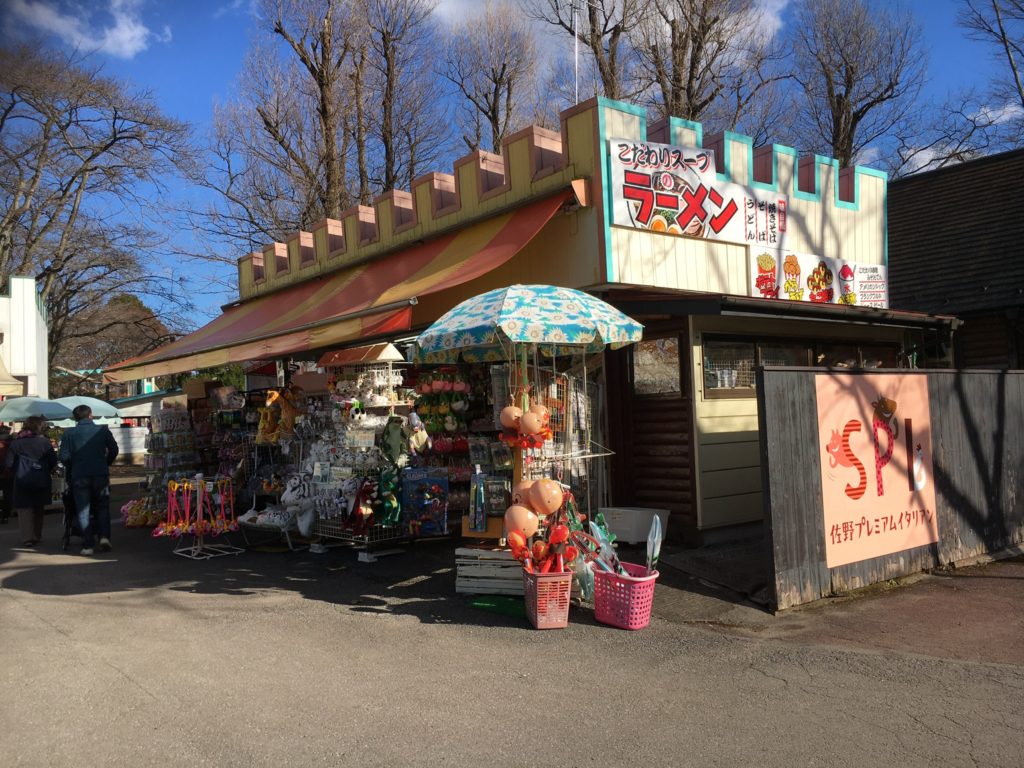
[267,387,304,438]
[255,406,279,445]
[281,472,316,536]
[407,412,432,457]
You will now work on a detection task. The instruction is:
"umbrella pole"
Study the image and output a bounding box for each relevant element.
[513,345,529,485]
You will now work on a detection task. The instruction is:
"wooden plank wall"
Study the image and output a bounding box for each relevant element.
[760,368,1024,610]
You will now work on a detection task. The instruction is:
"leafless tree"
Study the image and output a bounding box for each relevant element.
[958,0,1024,144]
[527,0,648,101]
[190,0,449,269]
[0,43,192,372]
[630,0,789,143]
[441,1,538,152]
[363,0,447,189]
[789,0,926,167]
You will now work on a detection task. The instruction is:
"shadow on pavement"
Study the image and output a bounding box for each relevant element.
[0,518,764,630]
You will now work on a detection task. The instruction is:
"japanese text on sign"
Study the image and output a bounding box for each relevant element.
[610,138,786,248]
[815,374,939,568]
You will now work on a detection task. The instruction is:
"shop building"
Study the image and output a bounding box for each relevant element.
[106,97,956,548]
[888,148,1024,368]
[0,275,49,398]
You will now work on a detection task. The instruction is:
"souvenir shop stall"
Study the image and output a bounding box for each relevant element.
[413,285,663,629]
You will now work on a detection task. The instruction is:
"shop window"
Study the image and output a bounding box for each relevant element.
[703,339,755,397]
[632,338,681,395]
[816,344,861,369]
[860,345,899,369]
[759,343,811,367]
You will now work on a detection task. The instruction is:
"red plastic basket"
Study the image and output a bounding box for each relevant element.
[593,561,659,630]
[523,569,573,629]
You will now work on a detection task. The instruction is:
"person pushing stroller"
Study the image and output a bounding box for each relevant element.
[59,405,118,556]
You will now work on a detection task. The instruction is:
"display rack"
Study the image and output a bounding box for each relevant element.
[156,477,244,560]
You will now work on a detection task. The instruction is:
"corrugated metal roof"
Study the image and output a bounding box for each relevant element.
[889,148,1024,315]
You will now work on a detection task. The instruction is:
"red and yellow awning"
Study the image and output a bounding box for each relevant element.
[104,191,571,383]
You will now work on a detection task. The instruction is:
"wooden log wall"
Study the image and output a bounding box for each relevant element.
[759,368,1024,610]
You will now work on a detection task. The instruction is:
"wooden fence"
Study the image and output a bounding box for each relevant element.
[758,368,1023,610]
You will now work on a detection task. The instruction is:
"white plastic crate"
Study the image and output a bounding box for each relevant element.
[598,507,669,545]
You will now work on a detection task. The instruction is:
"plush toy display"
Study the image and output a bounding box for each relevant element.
[280,472,316,536]
[266,387,304,438]
[255,406,279,445]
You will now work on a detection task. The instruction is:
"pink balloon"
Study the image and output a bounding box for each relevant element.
[504,504,539,538]
[499,406,523,429]
[511,479,535,505]
[519,412,543,435]
[529,479,564,517]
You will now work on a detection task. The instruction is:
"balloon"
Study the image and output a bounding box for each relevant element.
[504,504,539,538]
[507,530,527,551]
[549,523,570,544]
[531,540,549,562]
[528,403,550,426]
[499,406,523,429]
[519,412,543,435]
[530,479,564,516]
[511,479,535,505]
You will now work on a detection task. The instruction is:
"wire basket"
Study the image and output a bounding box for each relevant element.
[592,562,658,630]
[523,569,573,629]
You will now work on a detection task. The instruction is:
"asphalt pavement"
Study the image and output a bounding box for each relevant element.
[0,472,1021,767]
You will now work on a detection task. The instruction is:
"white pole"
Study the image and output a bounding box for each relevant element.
[574,0,579,105]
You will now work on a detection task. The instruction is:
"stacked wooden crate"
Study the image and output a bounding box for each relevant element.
[455,545,525,595]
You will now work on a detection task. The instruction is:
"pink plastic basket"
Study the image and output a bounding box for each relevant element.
[523,569,573,629]
[593,561,659,630]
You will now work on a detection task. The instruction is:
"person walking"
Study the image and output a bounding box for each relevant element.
[59,405,119,556]
[0,425,13,524]
[4,416,57,546]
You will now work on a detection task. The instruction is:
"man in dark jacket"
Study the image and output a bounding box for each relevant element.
[59,405,119,555]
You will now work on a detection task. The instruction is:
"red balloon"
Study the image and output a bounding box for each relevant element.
[529,479,564,516]
[503,504,539,538]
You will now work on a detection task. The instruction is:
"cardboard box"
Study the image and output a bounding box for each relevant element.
[183,378,220,400]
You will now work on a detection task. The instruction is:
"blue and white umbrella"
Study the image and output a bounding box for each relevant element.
[0,396,73,421]
[415,285,643,363]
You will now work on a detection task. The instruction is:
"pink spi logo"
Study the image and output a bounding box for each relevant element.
[659,172,675,191]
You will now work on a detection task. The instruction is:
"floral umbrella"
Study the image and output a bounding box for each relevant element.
[414,284,643,363]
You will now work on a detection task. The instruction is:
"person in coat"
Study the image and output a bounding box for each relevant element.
[58,405,118,555]
[0,425,13,524]
[4,416,57,546]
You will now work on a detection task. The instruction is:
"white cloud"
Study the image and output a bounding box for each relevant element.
[970,101,1024,126]
[213,0,256,21]
[855,145,883,167]
[6,0,170,59]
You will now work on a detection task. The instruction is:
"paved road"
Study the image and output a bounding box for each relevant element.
[1,484,1021,767]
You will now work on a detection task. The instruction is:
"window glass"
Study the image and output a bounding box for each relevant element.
[816,344,860,369]
[759,344,810,367]
[860,345,898,369]
[633,338,680,395]
[704,340,755,392]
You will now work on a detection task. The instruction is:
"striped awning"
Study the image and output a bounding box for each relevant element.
[103,191,571,383]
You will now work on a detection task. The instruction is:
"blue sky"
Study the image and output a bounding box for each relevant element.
[0,0,1007,318]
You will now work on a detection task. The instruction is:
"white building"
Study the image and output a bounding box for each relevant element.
[0,275,49,398]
